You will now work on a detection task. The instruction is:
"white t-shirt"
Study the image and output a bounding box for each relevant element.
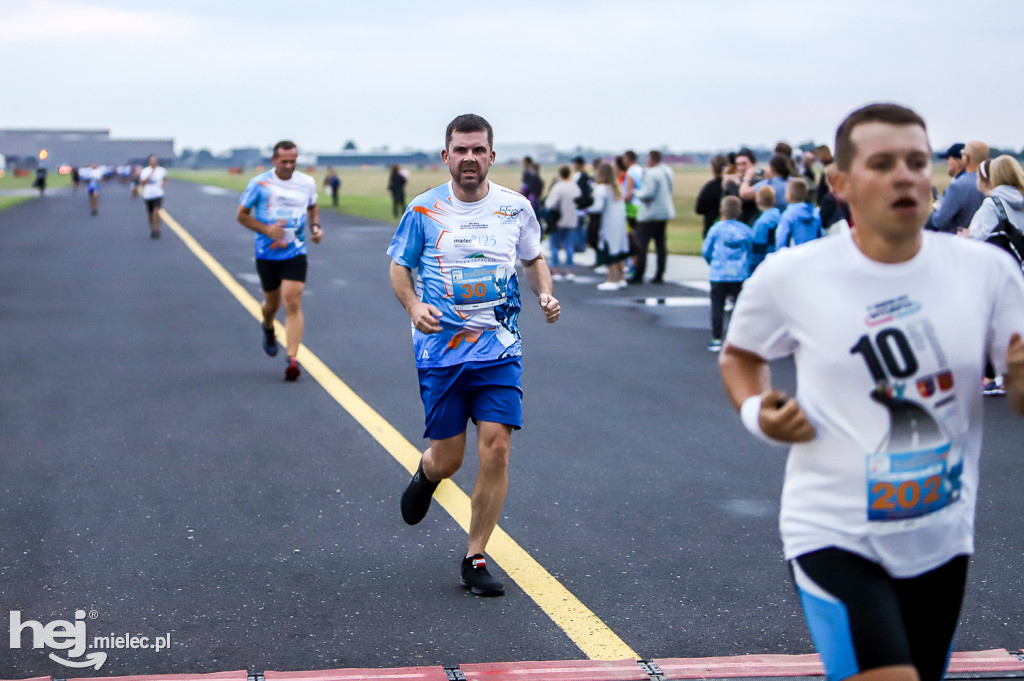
[726,230,1024,577]
[138,166,167,200]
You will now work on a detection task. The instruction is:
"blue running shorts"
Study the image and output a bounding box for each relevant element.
[417,357,523,440]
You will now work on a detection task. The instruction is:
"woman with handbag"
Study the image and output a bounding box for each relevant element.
[965,155,1024,265]
[962,155,1024,395]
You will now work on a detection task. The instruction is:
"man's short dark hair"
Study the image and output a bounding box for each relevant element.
[445,114,493,150]
[624,150,637,163]
[737,148,756,164]
[572,156,585,166]
[835,103,928,171]
[649,149,662,164]
[273,140,297,158]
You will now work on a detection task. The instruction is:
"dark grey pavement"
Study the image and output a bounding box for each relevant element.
[1,181,1021,678]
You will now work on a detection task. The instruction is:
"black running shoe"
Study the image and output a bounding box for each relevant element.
[262,325,278,357]
[461,554,505,597]
[400,460,439,525]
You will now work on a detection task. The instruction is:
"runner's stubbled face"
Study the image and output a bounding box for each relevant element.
[834,122,933,243]
[442,131,495,196]
[273,148,298,181]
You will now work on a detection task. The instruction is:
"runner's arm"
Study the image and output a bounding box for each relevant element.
[719,343,815,443]
[520,255,560,324]
[307,204,322,243]
[236,205,285,240]
[1005,332,1024,415]
[389,260,442,334]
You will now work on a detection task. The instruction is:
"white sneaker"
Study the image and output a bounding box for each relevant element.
[552,273,564,281]
[615,280,628,289]
[593,265,608,274]
[597,281,619,291]
[564,272,576,281]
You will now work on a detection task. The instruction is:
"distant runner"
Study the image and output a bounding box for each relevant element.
[85,163,101,216]
[138,155,167,239]
[388,114,560,596]
[236,141,322,381]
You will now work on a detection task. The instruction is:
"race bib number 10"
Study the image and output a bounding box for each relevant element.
[452,265,507,311]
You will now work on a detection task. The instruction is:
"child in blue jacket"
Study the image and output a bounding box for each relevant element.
[775,177,823,250]
[702,196,753,352]
[750,185,781,273]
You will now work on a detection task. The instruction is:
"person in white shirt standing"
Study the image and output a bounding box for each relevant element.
[719,103,1024,681]
[138,155,168,239]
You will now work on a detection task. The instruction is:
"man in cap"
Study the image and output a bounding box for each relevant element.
[928,141,988,233]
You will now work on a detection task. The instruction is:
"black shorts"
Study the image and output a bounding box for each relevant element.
[791,548,968,681]
[145,197,163,214]
[255,255,307,292]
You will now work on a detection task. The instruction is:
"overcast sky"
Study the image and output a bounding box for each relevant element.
[4,0,1023,157]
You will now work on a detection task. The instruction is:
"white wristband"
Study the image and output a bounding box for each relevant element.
[740,394,784,446]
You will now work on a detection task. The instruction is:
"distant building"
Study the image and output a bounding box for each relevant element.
[315,151,434,168]
[0,128,174,169]
[227,147,263,168]
[494,143,557,165]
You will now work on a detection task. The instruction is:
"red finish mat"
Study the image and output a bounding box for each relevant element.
[460,658,648,681]
[67,672,249,681]
[264,668,449,681]
[948,650,1024,673]
[654,649,1024,679]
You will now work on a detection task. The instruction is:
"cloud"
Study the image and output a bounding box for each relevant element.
[0,0,196,45]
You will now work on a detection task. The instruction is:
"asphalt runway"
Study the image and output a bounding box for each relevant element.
[1,180,1021,677]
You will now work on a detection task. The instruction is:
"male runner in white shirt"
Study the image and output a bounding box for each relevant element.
[388,114,560,596]
[138,155,167,239]
[719,103,1024,681]
[236,141,322,381]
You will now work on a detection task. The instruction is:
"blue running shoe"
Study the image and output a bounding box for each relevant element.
[262,325,278,357]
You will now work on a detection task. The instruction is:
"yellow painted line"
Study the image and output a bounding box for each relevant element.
[159,208,639,661]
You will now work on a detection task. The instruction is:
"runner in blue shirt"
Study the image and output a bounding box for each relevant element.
[85,163,101,216]
[236,141,322,381]
[388,114,560,596]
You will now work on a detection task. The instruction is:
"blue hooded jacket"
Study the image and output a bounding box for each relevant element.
[750,207,781,272]
[775,202,822,250]
[702,219,754,282]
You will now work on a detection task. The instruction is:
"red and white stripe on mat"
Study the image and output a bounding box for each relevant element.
[3,649,1022,681]
[653,649,1024,678]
